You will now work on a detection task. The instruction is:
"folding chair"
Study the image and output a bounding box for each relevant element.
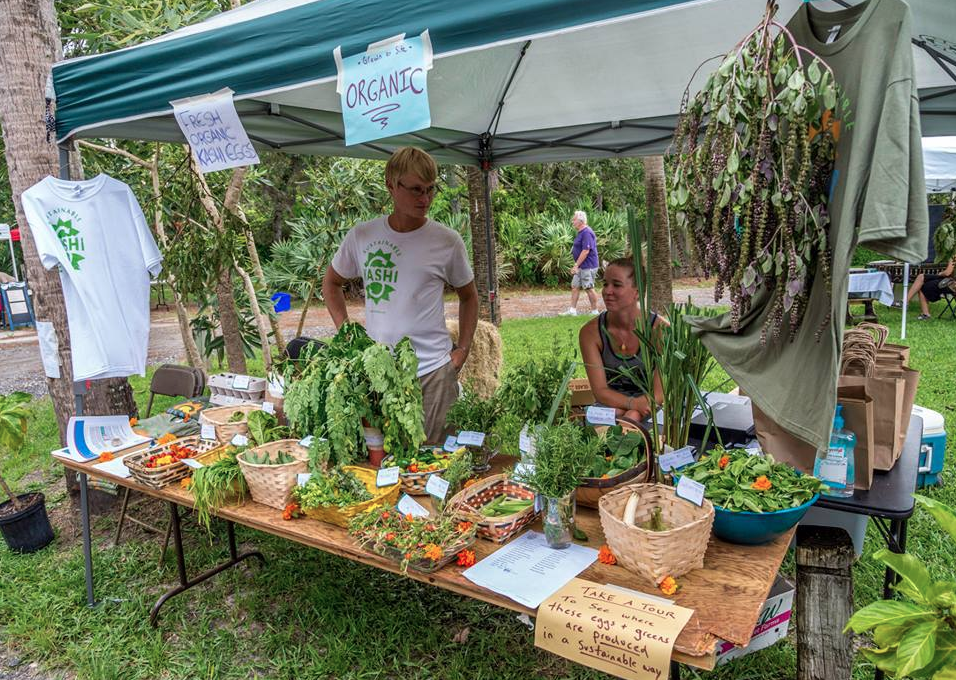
[114,365,206,563]
[938,292,956,320]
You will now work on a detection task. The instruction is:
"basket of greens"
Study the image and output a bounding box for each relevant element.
[446,474,538,543]
[677,447,825,545]
[570,416,653,508]
[199,404,263,442]
[293,466,400,527]
[382,446,466,495]
[236,440,309,510]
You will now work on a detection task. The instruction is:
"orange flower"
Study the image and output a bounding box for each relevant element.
[129,417,138,427]
[425,523,437,531]
[157,433,177,445]
[404,552,413,560]
[423,543,443,561]
[408,464,419,473]
[718,455,730,469]
[97,451,115,463]
[457,521,473,534]
[405,513,414,521]
[659,576,678,596]
[385,532,396,542]
[282,502,301,521]
[463,478,477,488]
[380,511,391,520]
[180,476,192,489]
[598,545,617,565]
[751,475,772,491]
[456,549,476,567]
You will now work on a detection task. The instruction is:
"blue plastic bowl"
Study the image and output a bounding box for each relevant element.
[711,493,820,545]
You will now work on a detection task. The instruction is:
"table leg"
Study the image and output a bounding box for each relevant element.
[78,472,96,608]
[670,660,681,679]
[149,505,266,627]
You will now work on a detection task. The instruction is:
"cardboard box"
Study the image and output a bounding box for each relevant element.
[716,577,794,665]
[568,378,594,407]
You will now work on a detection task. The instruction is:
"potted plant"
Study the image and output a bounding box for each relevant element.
[0,392,55,553]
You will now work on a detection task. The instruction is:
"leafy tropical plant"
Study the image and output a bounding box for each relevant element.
[0,392,32,509]
[934,201,956,264]
[844,495,956,678]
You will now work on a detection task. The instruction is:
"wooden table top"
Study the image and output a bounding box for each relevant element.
[58,454,793,671]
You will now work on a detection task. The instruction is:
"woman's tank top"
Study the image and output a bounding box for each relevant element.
[598,311,657,398]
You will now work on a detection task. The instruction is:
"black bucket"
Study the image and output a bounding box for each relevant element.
[0,493,55,553]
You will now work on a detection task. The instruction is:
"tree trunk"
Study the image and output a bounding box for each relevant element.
[465,166,500,324]
[270,155,305,242]
[236,260,272,372]
[0,0,136,445]
[296,282,315,338]
[643,156,673,314]
[216,269,247,373]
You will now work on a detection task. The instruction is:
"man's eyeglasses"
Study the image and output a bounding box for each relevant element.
[397,181,440,198]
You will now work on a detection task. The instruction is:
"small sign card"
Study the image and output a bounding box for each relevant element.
[535,578,694,680]
[443,435,459,452]
[425,474,450,500]
[658,446,696,472]
[231,433,249,447]
[457,431,486,447]
[232,374,251,390]
[519,425,533,454]
[376,466,400,487]
[397,493,429,518]
[297,473,312,487]
[200,423,217,441]
[676,475,706,507]
[261,401,275,414]
[586,406,617,426]
[171,88,260,174]
[514,462,535,478]
[298,435,314,448]
[182,458,204,470]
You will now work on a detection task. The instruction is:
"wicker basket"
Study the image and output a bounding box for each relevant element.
[236,440,309,510]
[125,436,228,489]
[301,466,401,527]
[446,474,538,543]
[199,404,262,442]
[383,455,451,496]
[599,483,714,583]
[570,415,655,509]
[374,534,477,573]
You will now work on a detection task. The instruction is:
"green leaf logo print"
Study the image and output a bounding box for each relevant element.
[53,217,86,270]
[364,248,397,304]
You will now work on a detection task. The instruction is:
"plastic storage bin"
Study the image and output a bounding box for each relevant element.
[913,405,946,488]
[271,292,291,313]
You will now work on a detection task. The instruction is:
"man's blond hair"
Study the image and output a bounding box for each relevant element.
[385,147,438,186]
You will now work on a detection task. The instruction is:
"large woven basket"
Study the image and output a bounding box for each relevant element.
[125,436,228,489]
[446,474,538,543]
[236,440,309,510]
[301,466,401,527]
[570,415,655,509]
[200,404,262,442]
[374,533,477,573]
[599,483,714,583]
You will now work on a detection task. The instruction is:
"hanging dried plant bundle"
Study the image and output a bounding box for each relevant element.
[668,2,850,342]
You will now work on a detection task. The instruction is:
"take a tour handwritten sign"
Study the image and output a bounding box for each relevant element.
[334,31,433,146]
[535,579,693,680]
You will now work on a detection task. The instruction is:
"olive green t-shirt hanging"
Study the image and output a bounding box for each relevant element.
[688,0,928,451]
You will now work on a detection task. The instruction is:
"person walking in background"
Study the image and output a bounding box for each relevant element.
[561,209,600,316]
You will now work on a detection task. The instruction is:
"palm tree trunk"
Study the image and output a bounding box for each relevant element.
[643,156,673,314]
[465,166,500,324]
[215,269,247,373]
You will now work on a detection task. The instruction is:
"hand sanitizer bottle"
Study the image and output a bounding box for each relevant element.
[814,405,855,498]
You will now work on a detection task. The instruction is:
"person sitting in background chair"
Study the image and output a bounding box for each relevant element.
[905,259,956,320]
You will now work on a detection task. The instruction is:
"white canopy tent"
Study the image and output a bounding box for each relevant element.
[924,136,956,193]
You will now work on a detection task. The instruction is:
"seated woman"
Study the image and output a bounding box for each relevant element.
[579,257,665,423]
[905,259,955,320]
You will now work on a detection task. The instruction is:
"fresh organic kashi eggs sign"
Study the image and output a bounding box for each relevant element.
[171,88,260,174]
[335,31,433,146]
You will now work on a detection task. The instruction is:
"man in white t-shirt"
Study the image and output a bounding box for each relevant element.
[322,147,478,443]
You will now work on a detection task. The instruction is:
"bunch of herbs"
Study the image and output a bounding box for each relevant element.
[190,445,248,528]
[511,421,596,498]
[246,410,291,446]
[292,467,372,510]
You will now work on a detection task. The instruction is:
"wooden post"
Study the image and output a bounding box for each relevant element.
[796,525,855,680]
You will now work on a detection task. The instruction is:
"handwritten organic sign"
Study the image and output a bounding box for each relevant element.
[535,579,693,680]
[171,88,260,174]
[334,31,433,146]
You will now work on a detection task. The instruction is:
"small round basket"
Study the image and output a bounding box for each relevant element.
[384,450,456,496]
[200,404,262,442]
[300,466,402,527]
[236,440,308,510]
[125,436,228,489]
[570,415,654,509]
[599,483,714,583]
[446,474,538,543]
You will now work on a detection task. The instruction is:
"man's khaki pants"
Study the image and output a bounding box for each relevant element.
[419,360,459,445]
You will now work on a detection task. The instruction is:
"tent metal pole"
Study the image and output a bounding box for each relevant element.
[901,263,909,340]
[58,145,71,180]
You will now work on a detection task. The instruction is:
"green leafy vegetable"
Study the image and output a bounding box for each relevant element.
[292,467,372,509]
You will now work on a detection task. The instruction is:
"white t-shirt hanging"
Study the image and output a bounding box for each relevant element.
[331,216,473,376]
[21,174,162,380]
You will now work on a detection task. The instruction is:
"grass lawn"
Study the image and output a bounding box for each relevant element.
[1,303,953,680]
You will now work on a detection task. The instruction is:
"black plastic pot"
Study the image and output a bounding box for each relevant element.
[0,493,55,553]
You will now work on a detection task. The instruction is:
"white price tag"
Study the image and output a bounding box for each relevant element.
[519,424,532,454]
[397,494,429,518]
[514,462,535,478]
[232,374,251,390]
[376,466,400,487]
[658,446,696,472]
[182,458,204,470]
[456,431,486,447]
[744,447,763,457]
[296,473,312,487]
[425,474,450,500]
[231,434,249,446]
[586,405,617,426]
[443,435,459,452]
[534,494,543,513]
[200,423,217,441]
[676,476,706,507]
[298,435,314,448]
[261,401,275,415]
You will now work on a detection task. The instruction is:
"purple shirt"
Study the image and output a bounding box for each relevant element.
[572,226,599,269]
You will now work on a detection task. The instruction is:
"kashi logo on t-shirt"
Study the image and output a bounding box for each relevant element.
[48,210,86,271]
[364,247,398,304]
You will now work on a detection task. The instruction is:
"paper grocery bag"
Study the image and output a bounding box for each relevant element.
[885,367,919,456]
[839,371,904,471]
[837,385,875,490]
[877,343,910,366]
[752,402,817,475]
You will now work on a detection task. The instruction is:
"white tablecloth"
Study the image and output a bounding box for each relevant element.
[848,271,894,306]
